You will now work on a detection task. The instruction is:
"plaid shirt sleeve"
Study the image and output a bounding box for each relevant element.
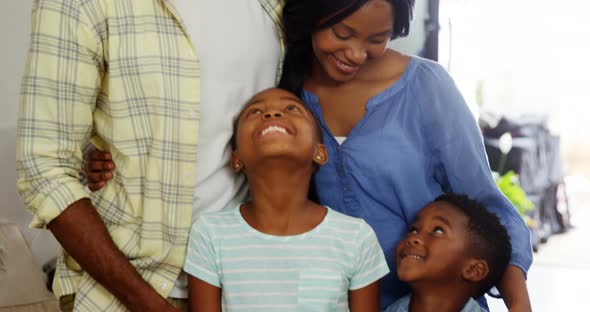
[16,0,286,309]
[17,0,104,228]
[259,0,286,81]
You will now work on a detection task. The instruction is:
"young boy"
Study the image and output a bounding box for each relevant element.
[386,194,512,312]
[183,88,389,312]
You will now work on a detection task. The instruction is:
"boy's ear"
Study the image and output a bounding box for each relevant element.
[231,151,244,173]
[313,144,328,166]
[462,259,489,283]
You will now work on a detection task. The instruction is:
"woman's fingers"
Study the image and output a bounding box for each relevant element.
[88,149,112,161]
[87,170,113,183]
[85,150,114,192]
[88,181,105,192]
[86,151,116,172]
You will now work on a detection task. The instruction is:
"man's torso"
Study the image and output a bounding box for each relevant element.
[37,0,284,308]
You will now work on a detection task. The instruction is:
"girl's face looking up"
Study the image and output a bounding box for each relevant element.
[232,88,327,173]
[311,0,394,83]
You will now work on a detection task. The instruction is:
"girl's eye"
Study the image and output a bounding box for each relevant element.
[248,108,262,115]
[408,226,418,234]
[286,104,299,111]
[432,227,445,234]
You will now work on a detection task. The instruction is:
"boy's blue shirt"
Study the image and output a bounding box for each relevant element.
[384,295,485,312]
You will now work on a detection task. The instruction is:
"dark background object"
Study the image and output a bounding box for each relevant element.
[482,115,571,251]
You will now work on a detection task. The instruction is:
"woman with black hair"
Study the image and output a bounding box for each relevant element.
[279,0,532,310]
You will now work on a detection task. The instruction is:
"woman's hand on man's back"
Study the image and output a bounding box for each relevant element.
[85,149,115,191]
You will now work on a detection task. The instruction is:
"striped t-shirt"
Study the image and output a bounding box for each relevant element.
[184,205,390,311]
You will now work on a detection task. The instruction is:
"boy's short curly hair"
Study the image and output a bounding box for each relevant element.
[435,193,512,298]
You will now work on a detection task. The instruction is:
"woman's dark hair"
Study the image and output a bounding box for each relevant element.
[278,0,415,95]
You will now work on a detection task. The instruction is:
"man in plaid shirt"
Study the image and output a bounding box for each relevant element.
[17,0,285,311]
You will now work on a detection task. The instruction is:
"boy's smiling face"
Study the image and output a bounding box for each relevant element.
[395,201,472,285]
[232,88,326,171]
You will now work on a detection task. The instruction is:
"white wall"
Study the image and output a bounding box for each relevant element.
[0,0,60,268]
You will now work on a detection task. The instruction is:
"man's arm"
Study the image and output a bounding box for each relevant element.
[17,1,178,310]
[48,199,178,311]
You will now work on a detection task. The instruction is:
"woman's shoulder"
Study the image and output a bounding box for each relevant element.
[374,50,411,80]
[375,51,454,94]
[402,54,453,85]
[394,55,463,106]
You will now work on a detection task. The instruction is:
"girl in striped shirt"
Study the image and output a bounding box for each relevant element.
[183,88,389,312]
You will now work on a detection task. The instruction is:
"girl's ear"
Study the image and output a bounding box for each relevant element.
[313,144,328,166]
[231,151,244,173]
[461,259,489,283]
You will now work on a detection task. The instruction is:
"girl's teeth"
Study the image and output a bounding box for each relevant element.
[262,126,287,136]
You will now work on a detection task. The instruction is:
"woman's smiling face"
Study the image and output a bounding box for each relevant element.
[311,0,393,83]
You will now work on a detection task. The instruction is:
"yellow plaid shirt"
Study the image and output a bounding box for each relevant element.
[17,0,284,310]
